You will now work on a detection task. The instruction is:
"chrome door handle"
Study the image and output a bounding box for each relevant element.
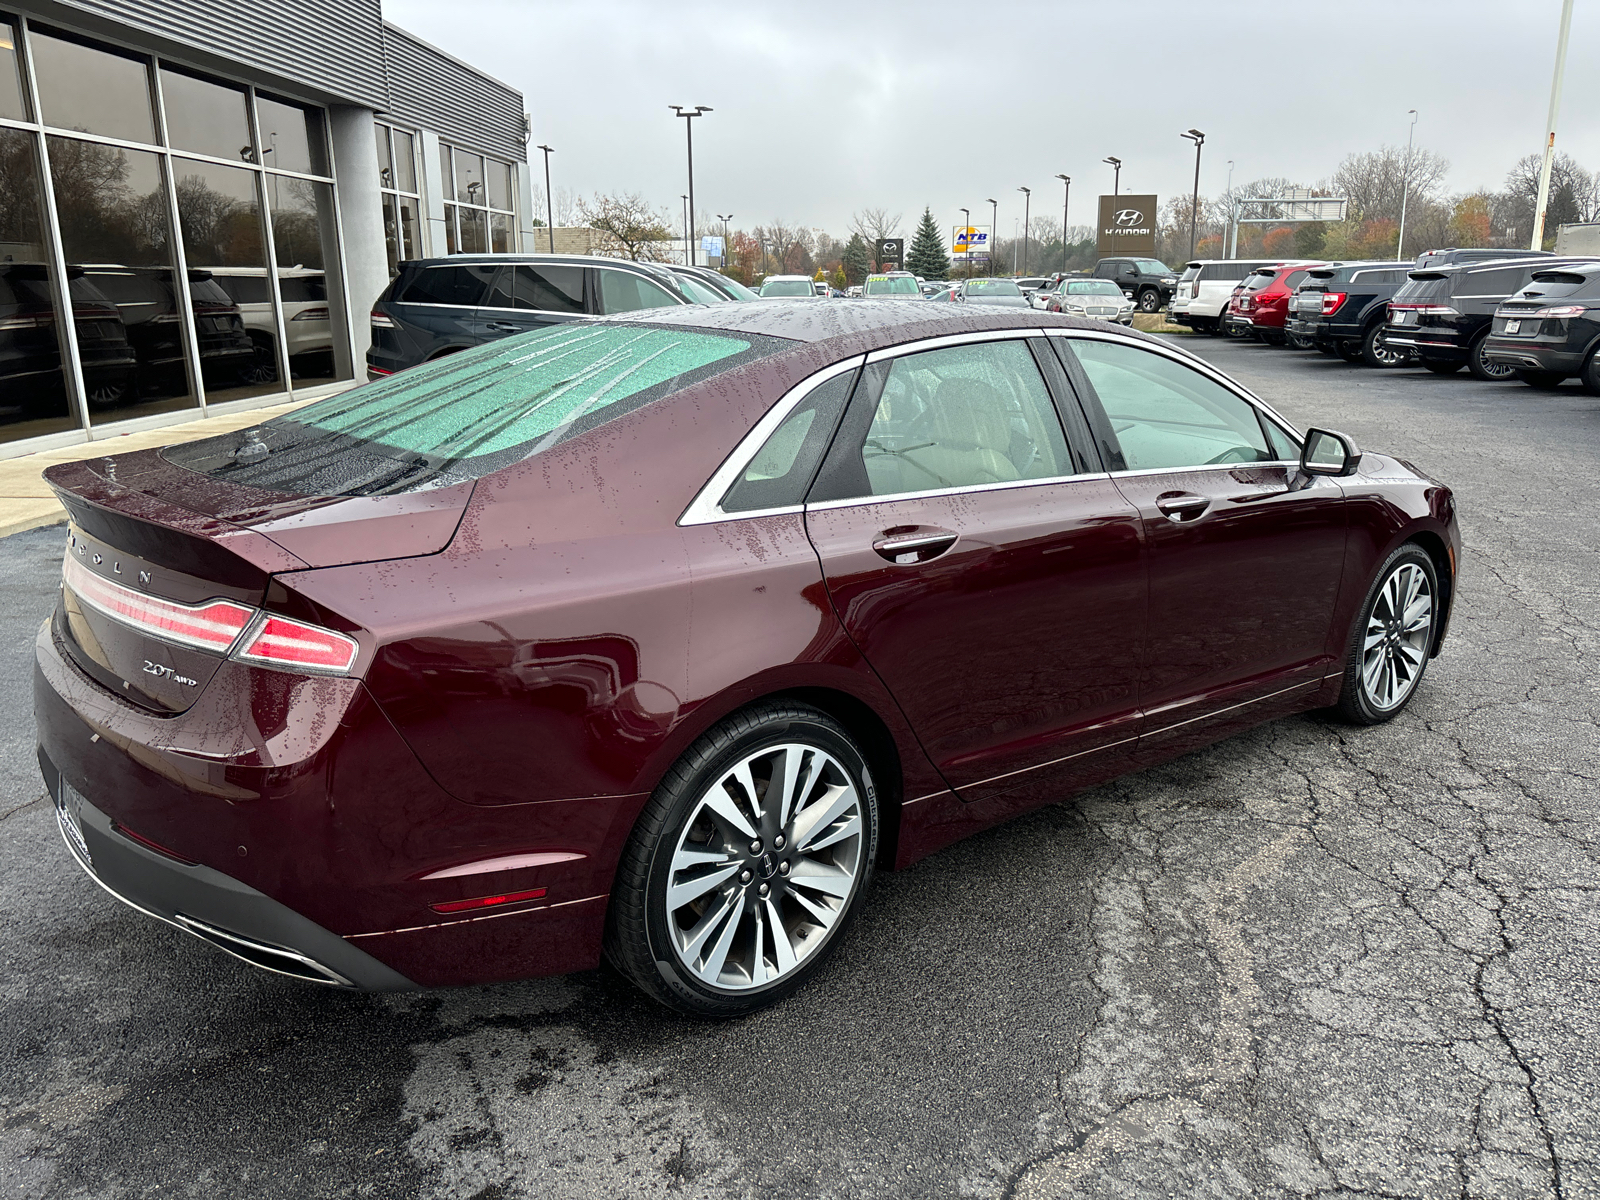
[486,321,523,332]
[1155,493,1210,521]
[872,531,958,563]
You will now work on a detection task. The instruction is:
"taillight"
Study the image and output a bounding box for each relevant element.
[0,313,53,330]
[1390,303,1459,316]
[1322,292,1347,314]
[370,311,398,329]
[1531,304,1587,318]
[231,614,359,675]
[64,555,253,652]
[291,306,329,322]
[430,887,547,915]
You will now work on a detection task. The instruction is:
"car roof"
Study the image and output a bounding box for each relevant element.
[406,253,673,274]
[590,299,1165,352]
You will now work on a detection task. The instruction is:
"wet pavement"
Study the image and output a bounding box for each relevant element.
[1,334,1596,1199]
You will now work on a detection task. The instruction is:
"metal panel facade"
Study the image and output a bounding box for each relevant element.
[383,23,524,162]
[53,0,388,106]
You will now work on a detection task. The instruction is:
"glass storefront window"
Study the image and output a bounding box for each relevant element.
[268,176,350,387]
[160,67,252,163]
[46,134,197,424]
[490,212,513,254]
[255,93,325,176]
[458,208,486,254]
[391,129,416,193]
[443,203,457,255]
[487,160,511,211]
[453,150,483,206]
[439,141,516,256]
[30,29,155,146]
[1,19,27,121]
[0,128,80,442]
[174,159,279,402]
[376,123,421,275]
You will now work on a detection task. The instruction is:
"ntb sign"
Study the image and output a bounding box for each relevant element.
[953,225,991,260]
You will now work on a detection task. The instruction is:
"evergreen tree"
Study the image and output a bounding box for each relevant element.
[841,233,871,285]
[906,207,951,280]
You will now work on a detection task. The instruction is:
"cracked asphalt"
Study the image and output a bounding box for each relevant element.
[2,334,1597,1199]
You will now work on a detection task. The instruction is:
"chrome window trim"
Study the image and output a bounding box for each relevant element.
[862,327,1042,364]
[804,470,1114,513]
[678,355,867,527]
[1044,325,1305,443]
[1110,460,1299,479]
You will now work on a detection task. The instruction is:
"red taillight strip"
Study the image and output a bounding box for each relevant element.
[430,888,547,915]
[63,555,253,652]
[232,614,359,675]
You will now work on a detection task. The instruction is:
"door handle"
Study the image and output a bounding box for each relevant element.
[485,321,523,333]
[872,530,958,564]
[1155,493,1210,521]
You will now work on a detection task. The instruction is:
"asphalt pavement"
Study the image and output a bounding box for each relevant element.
[2,334,1597,1199]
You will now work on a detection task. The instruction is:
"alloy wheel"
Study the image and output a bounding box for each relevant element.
[1360,562,1434,712]
[1472,336,1518,381]
[664,742,865,991]
[1138,290,1161,313]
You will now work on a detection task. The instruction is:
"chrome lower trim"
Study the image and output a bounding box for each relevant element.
[172,914,352,987]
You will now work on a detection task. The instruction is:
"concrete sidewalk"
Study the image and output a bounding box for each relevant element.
[0,398,312,539]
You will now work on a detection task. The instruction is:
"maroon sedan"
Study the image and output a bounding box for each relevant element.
[35,303,1459,1015]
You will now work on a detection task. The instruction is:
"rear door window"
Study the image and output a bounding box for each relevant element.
[598,268,680,314]
[513,264,586,313]
[1456,267,1527,299]
[396,264,498,307]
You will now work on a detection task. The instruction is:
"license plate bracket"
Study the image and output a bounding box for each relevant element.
[1505,319,1521,334]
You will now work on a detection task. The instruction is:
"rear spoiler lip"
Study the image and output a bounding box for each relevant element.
[44,459,309,591]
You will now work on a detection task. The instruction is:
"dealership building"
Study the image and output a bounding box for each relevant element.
[0,0,532,457]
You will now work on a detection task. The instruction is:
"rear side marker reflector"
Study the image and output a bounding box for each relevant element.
[113,822,196,865]
[64,555,252,652]
[233,614,359,675]
[62,553,359,676]
[431,888,547,915]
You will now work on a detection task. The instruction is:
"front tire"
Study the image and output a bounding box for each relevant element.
[606,703,880,1016]
[1333,545,1438,725]
[1137,289,1161,313]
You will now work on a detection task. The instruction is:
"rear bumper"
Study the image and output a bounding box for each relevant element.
[1481,339,1584,373]
[1383,328,1465,361]
[39,748,416,989]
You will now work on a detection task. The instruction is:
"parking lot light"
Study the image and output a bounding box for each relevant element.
[1018,186,1031,277]
[536,144,555,253]
[669,105,711,265]
[1056,175,1071,273]
[1103,157,1121,196]
[1181,131,1205,260]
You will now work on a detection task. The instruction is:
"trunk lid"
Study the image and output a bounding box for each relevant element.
[45,449,473,713]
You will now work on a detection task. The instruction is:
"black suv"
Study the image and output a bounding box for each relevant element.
[1384,256,1597,381]
[1288,261,1413,366]
[1482,261,1600,391]
[368,254,701,377]
[1091,257,1178,313]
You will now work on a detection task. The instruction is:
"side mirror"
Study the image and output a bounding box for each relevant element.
[1301,428,1363,477]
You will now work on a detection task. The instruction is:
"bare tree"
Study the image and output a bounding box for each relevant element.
[755,220,808,274]
[1497,152,1600,247]
[576,191,673,261]
[848,207,903,246]
[1329,147,1449,225]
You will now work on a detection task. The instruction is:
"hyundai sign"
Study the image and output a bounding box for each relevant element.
[1096,194,1158,257]
[953,225,992,260]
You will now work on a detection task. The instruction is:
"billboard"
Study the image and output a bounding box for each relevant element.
[1096,195,1158,257]
[700,235,725,258]
[875,238,904,269]
[953,225,992,260]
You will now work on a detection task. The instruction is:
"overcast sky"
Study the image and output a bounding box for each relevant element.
[385,0,1596,240]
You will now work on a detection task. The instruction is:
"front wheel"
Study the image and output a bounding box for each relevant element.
[1137,289,1161,313]
[606,703,880,1016]
[1333,545,1438,725]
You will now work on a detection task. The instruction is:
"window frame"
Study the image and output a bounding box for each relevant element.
[1045,328,1304,476]
[438,139,517,256]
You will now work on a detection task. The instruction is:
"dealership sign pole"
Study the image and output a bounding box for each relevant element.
[1530,0,1575,250]
[1056,175,1070,273]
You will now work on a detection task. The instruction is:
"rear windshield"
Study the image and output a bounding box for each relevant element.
[1243,272,1276,291]
[864,275,920,296]
[760,279,814,297]
[1200,261,1269,281]
[1178,266,1201,282]
[1512,271,1596,300]
[1392,274,1451,304]
[164,323,789,496]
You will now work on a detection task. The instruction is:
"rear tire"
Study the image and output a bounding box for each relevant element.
[605,702,880,1016]
[1515,369,1565,389]
[1467,332,1519,382]
[1582,349,1600,396]
[1422,359,1463,375]
[1333,545,1438,726]
[1359,323,1409,368]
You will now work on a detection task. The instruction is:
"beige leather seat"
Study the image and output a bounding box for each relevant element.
[888,377,1020,491]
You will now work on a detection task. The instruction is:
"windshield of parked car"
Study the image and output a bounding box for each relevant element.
[1132,260,1172,275]
[1065,280,1125,296]
[966,279,1022,296]
[760,279,814,297]
[164,324,790,494]
[864,275,920,296]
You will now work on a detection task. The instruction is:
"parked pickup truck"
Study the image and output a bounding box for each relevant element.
[1090,257,1178,313]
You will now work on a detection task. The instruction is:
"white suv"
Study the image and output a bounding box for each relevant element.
[1169,260,1277,334]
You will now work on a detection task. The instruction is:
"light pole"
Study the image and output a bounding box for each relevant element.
[1018,186,1031,276]
[717,214,732,269]
[1103,156,1121,196]
[1055,175,1071,273]
[1397,109,1418,262]
[1531,0,1576,249]
[1225,159,1235,258]
[681,195,690,266]
[669,104,711,265]
[536,144,555,253]
[959,207,970,275]
[1181,129,1205,260]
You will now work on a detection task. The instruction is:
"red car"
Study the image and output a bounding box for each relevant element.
[35,304,1460,1015]
[1227,263,1324,344]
